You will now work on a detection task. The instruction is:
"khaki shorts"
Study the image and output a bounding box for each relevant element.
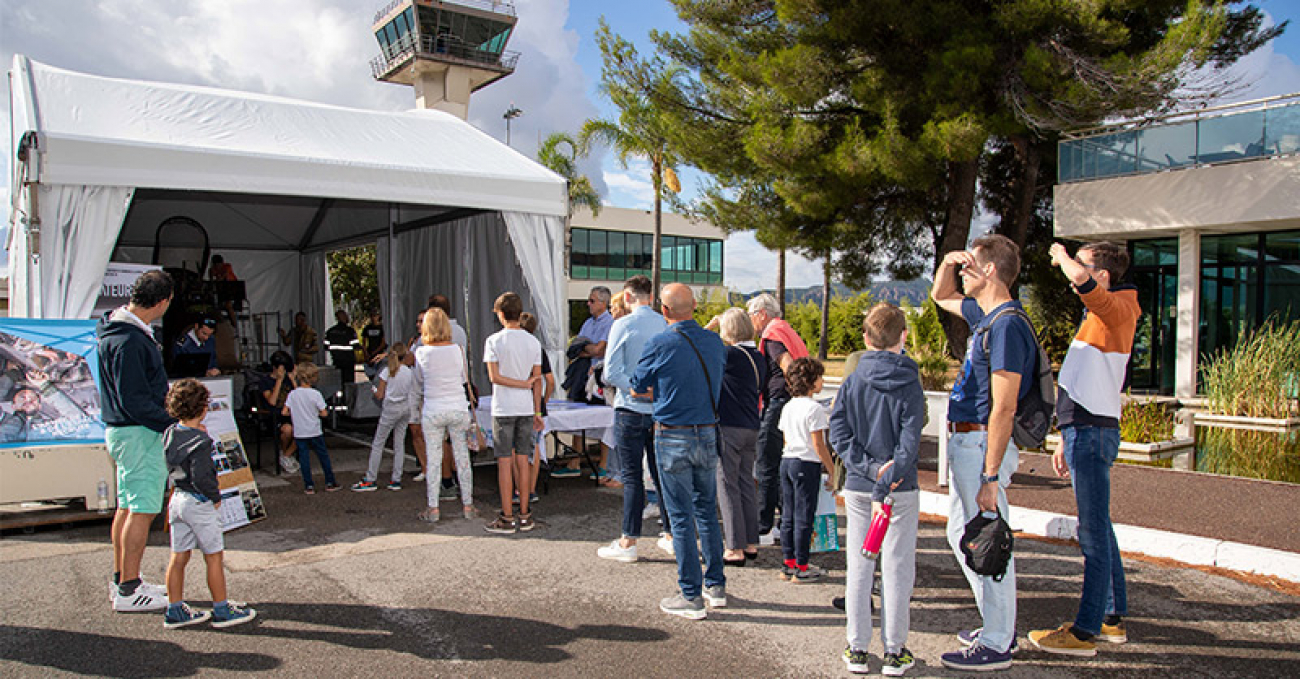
[105,426,166,514]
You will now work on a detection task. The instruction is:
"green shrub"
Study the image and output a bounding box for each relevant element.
[1201,317,1300,418]
[1119,398,1175,443]
[903,299,952,390]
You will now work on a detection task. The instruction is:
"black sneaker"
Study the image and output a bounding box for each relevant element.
[793,564,826,583]
[484,513,517,534]
[517,512,536,532]
[882,647,915,676]
[843,646,870,674]
[832,596,846,611]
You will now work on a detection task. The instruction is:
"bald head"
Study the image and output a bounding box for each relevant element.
[660,284,696,323]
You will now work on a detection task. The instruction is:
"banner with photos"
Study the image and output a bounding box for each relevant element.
[0,319,105,448]
[171,377,267,531]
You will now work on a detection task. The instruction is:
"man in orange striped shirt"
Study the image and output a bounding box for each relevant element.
[1029,242,1140,658]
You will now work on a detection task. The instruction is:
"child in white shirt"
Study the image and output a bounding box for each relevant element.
[283,363,336,493]
[777,357,835,582]
[353,344,414,492]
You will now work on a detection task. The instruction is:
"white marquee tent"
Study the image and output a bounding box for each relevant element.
[6,55,568,383]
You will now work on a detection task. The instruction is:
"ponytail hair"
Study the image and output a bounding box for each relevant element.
[387,342,408,378]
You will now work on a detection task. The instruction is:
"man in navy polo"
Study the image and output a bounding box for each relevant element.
[632,283,727,620]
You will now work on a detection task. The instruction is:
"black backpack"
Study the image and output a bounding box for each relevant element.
[976,307,1055,450]
[961,511,1015,581]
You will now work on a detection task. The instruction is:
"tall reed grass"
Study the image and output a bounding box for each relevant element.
[1200,317,1300,419]
[1119,398,1175,443]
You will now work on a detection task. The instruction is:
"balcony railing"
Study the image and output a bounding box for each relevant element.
[373,0,516,25]
[1058,93,1300,183]
[371,32,520,79]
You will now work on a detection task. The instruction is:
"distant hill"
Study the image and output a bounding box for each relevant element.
[741,279,931,307]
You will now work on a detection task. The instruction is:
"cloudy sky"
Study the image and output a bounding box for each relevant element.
[3,0,1298,291]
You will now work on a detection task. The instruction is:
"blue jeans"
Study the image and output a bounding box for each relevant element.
[615,409,666,538]
[296,436,336,488]
[1063,425,1127,635]
[779,458,822,566]
[945,431,1018,654]
[655,426,726,599]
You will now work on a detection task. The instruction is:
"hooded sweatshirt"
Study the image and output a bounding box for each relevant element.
[828,350,926,501]
[97,308,173,432]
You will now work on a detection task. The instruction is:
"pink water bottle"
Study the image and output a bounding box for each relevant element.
[861,496,894,559]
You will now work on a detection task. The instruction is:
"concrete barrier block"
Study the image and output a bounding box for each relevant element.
[1113,524,1220,566]
[1215,542,1300,584]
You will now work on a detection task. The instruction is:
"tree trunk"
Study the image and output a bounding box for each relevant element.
[776,247,787,317]
[937,157,979,361]
[651,154,663,310]
[1002,136,1040,253]
[818,251,831,360]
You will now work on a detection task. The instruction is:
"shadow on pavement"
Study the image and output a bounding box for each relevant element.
[237,601,670,663]
[0,625,281,676]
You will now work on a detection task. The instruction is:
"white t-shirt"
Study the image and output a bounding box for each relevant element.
[779,396,829,464]
[285,386,327,438]
[378,364,415,410]
[416,344,467,417]
[483,327,541,417]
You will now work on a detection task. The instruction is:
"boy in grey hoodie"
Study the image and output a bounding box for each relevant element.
[829,303,926,676]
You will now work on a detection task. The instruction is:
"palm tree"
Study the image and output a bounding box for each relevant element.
[581,23,681,304]
[536,132,601,218]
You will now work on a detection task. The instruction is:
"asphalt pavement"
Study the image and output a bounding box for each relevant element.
[2,435,1298,677]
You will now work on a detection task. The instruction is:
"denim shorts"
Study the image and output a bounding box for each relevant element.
[493,415,535,458]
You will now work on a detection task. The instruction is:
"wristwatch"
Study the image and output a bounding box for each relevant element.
[979,472,999,485]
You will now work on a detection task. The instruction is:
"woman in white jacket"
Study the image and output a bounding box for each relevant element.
[352,344,414,492]
[415,307,474,522]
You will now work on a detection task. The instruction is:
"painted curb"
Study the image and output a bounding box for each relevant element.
[918,490,1300,584]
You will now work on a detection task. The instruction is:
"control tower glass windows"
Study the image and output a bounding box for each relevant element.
[375,7,416,59]
[416,6,513,61]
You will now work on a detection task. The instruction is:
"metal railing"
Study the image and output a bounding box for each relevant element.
[1058,93,1300,183]
[371,32,519,78]
[373,0,516,25]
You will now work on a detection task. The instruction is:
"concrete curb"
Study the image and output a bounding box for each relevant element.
[918,490,1300,585]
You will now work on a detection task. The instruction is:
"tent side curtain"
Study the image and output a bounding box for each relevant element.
[13,184,133,319]
[376,235,392,347]
[502,211,566,373]
[301,251,328,365]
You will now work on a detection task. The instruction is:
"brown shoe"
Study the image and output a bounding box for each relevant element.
[484,513,517,534]
[517,512,536,532]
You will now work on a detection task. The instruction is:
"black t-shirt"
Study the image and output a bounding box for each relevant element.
[763,339,790,401]
[361,323,385,354]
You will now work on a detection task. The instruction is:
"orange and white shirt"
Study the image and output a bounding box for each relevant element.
[1056,280,1141,427]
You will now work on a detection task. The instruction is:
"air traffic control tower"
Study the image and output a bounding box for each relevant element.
[370,0,519,119]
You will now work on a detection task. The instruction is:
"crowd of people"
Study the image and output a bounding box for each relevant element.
[97,233,1140,675]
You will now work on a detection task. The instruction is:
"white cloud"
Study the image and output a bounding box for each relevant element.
[602,158,655,209]
[724,231,824,294]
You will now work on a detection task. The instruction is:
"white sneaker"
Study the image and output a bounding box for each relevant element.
[413,472,427,482]
[759,531,776,546]
[657,534,675,556]
[596,539,638,563]
[113,586,168,612]
[642,503,660,519]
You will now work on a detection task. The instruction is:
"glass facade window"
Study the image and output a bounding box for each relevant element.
[1129,239,1179,393]
[570,227,723,285]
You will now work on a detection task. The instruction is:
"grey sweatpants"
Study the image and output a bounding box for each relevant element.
[367,406,410,484]
[845,489,919,654]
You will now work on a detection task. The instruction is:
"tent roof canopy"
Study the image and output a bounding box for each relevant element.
[12,55,567,217]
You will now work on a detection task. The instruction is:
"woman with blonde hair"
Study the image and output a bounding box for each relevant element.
[352,343,414,492]
[716,307,766,565]
[610,291,631,319]
[414,307,474,522]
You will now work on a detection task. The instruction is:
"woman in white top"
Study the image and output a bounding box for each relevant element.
[415,308,474,523]
[352,343,414,492]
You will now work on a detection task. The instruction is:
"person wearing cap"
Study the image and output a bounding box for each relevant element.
[174,317,220,377]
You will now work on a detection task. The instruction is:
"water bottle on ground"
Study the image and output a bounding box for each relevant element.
[97,479,109,514]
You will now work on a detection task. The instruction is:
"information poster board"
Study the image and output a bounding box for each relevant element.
[0,319,104,448]
[173,378,267,531]
[92,263,162,320]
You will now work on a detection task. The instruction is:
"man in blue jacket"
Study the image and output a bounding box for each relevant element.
[829,303,926,676]
[98,270,176,613]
